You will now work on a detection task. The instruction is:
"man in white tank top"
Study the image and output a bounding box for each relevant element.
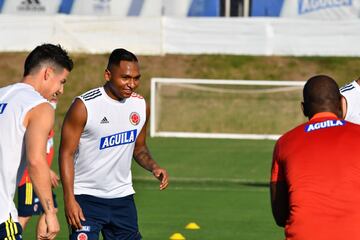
[340,78,360,124]
[60,48,169,240]
[0,44,73,240]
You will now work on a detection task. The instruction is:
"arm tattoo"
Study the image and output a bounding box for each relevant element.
[135,149,151,162]
[134,147,156,171]
[46,199,51,211]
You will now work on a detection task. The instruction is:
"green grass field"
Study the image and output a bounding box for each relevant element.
[21,137,283,240]
[5,53,356,239]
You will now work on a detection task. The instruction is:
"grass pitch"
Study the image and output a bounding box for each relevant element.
[21,137,283,240]
[1,52,345,239]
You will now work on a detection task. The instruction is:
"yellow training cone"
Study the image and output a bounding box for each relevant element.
[169,233,186,240]
[185,222,200,230]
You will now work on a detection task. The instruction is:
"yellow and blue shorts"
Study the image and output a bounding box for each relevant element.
[0,215,22,240]
[17,183,57,217]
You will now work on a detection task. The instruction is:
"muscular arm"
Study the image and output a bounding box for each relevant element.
[59,98,87,229]
[133,105,169,190]
[270,181,289,227]
[24,102,59,238]
[270,141,289,227]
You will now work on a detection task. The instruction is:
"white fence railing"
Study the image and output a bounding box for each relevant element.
[1,15,360,56]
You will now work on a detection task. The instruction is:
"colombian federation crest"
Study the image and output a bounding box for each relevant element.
[130,112,140,126]
[77,233,88,240]
[33,204,38,212]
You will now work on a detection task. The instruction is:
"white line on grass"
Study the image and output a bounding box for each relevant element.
[136,186,268,192]
[133,176,267,184]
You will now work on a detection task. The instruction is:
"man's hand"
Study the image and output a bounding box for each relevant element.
[37,212,59,240]
[49,170,59,188]
[37,213,47,240]
[152,167,169,190]
[65,197,86,230]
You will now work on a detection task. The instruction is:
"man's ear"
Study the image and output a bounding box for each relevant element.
[340,96,347,119]
[104,69,111,81]
[301,102,309,117]
[337,101,343,119]
[44,67,53,81]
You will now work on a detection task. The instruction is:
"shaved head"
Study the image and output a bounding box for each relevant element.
[302,75,342,119]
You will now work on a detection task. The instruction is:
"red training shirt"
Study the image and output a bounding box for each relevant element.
[271,112,360,240]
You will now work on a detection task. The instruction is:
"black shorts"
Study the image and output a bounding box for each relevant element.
[69,194,141,240]
[17,183,57,217]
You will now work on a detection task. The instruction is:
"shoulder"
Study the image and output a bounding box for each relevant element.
[340,81,356,95]
[127,92,146,106]
[17,84,46,102]
[30,101,53,112]
[79,87,102,102]
[0,84,13,94]
[277,123,307,145]
[344,120,360,132]
[25,102,54,128]
[130,92,145,100]
[21,87,49,114]
[68,98,86,116]
[63,98,87,127]
[30,102,54,118]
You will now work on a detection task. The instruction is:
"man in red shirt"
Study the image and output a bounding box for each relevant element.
[271,75,360,240]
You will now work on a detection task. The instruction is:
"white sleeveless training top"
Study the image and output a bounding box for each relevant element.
[0,83,47,223]
[340,81,360,124]
[74,87,146,198]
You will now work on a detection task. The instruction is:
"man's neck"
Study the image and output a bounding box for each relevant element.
[21,77,37,90]
[103,83,124,102]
